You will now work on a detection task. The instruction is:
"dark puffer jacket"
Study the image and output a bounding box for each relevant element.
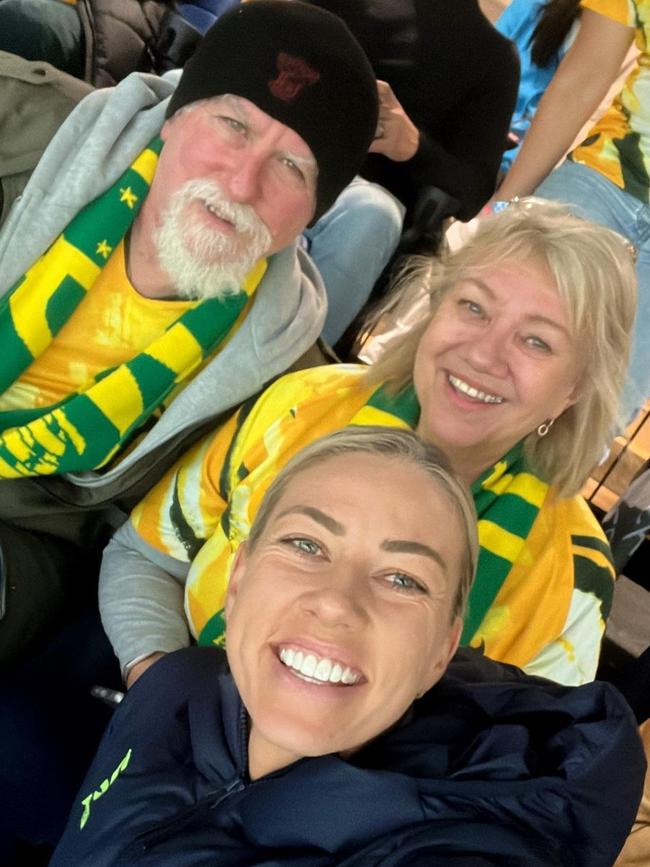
[76,0,174,86]
[51,647,645,867]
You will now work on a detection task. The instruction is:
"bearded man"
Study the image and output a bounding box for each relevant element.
[0,0,377,666]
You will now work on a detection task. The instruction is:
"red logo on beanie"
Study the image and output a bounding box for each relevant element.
[268,52,320,103]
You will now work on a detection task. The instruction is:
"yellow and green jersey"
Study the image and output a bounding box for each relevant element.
[574,0,650,201]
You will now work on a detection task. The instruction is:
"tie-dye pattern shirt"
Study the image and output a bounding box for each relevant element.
[0,241,194,413]
[573,0,650,201]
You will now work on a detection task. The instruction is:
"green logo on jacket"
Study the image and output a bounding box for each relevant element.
[79,748,132,830]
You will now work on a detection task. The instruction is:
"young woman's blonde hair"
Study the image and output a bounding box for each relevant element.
[247,426,478,623]
[368,199,637,497]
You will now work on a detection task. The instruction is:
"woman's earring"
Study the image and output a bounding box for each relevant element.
[537,418,555,437]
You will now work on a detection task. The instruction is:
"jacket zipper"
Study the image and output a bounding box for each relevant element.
[118,775,246,864]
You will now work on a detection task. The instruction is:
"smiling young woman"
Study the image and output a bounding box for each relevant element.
[53,428,645,867]
[224,429,475,779]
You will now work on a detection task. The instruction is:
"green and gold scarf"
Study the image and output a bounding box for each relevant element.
[358,384,549,644]
[0,138,266,477]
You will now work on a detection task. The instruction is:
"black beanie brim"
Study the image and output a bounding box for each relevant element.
[166,1,378,221]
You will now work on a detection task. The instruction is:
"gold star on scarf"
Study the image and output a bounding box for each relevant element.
[119,186,138,209]
[96,240,113,259]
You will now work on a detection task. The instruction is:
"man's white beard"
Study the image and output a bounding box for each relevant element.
[154,179,273,300]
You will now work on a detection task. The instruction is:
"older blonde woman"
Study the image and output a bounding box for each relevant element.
[100,200,637,688]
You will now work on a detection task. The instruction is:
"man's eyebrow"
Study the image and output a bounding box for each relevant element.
[216,96,317,174]
[381,539,448,573]
[276,505,344,535]
[213,94,247,120]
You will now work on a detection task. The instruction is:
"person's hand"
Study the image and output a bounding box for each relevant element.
[368,80,420,162]
[125,651,166,688]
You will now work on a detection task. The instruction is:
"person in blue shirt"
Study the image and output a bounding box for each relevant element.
[496,0,582,172]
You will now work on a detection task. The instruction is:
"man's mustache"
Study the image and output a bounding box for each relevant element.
[182,180,270,239]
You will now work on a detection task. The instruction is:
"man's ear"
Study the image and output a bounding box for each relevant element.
[224,542,249,621]
[160,116,174,143]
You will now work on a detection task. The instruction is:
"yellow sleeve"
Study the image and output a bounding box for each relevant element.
[129,408,241,561]
[580,0,637,27]
[129,364,369,564]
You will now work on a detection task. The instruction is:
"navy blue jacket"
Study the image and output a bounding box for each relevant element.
[51,648,645,866]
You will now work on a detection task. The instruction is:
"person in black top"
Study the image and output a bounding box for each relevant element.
[303,0,520,345]
[310,0,519,222]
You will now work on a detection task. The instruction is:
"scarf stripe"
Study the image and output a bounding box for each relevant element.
[0,140,163,393]
[461,447,548,644]
[486,494,541,537]
[0,138,267,477]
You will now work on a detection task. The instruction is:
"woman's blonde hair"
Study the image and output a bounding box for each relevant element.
[369,199,637,497]
[247,426,478,623]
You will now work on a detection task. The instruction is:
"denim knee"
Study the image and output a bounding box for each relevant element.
[339,181,405,253]
[305,180,406,345]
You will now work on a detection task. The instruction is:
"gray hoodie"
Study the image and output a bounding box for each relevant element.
[0,70,326,505]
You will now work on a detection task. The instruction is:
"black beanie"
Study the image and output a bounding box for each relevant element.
[166,0,378,221]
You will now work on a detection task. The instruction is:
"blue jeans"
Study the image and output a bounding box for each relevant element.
[536,160,650,417]
[303,178,405,346]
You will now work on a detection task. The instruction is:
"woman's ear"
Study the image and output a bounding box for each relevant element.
[224,542,249,622]
[419,615,463,697]
[560,382,580,415]
[446,616,463,664]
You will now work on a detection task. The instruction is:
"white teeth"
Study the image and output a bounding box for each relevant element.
[302,654,317,677]
[279,647,361,685]
[448,374,504,404]
[205,202,228,222]
[314,658,331,680]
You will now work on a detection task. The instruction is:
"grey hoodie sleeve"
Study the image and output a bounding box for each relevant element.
[99,520,192,678]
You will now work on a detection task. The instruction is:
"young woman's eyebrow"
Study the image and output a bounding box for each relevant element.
[381,539,448,573]
[275,505,344,536]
